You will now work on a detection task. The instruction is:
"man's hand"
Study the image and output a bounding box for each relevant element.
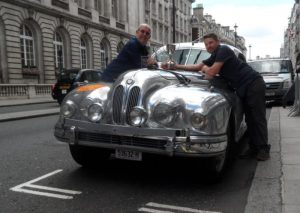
[147,57,157,65]
[161,61,176,70]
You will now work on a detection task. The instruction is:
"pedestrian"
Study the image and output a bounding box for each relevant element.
[162,33,270,161]
[101,23,157,82]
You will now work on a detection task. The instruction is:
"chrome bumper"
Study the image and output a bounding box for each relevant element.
[54,118,227,157]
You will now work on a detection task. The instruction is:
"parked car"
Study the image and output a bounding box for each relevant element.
[54,42,247,177]
[248,58,294,104]
[71,69,103,89]
[51,68,103,104]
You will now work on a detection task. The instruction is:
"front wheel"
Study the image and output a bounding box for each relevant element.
[205,123,235,179]
[69,145,111,167]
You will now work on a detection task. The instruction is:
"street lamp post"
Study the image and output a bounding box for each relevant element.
[249,44,252,60]
[172,0,176,43]
[234,23,238,47]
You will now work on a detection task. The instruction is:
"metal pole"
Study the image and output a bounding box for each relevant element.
[234,24,238,47]
[172,0,176,43]
[249,44,252,60]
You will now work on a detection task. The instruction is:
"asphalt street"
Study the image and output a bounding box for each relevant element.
[0,114,259,213]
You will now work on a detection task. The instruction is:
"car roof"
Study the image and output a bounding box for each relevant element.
[77,69,103,74]
[156,42,242,54]
[248,58,291,63]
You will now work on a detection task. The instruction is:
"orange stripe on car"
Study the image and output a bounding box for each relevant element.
[76,84,105,92]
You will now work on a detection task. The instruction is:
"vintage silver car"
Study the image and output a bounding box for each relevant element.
[54,43,247,176]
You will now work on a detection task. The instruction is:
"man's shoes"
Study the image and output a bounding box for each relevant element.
[239,148,257,159]
[256,147,270,161]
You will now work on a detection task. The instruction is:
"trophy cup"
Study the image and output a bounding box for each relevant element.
[165,44,176,69]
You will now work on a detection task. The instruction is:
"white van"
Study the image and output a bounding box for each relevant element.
[248,58,294,102]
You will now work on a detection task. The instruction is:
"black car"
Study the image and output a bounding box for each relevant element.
[51,68,103,104]
[71,69,103,90]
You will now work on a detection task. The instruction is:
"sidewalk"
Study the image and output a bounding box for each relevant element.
[1,97,300,213]
[0,97,59,122]
[245,106,300,213]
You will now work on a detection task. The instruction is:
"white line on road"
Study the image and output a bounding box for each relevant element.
[10,169,82,199]
[11,188,74,199]
[138,207,174,213]
[138,202,222,213]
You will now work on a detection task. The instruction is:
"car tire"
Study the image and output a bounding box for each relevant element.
[205,120,235,180]
[57,97,63,105]
[69,145,111,167]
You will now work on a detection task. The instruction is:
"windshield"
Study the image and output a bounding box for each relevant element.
[58,69,79,81]
[154,48,210,65]
[248,60,292,74]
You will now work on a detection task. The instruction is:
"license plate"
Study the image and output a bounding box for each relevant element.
[61,89,67,94]
[266,92,275,96]
[115,149,142,161]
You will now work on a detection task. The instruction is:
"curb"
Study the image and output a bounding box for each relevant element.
[244,107,282,213]
[0,108,60,122]
[0,99,57,107]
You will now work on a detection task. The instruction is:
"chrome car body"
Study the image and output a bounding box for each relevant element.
[54,42,247,175]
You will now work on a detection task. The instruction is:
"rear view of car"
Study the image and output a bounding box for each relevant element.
[248,58,294,103]
[71,69,103,90]
[51,68,80,104]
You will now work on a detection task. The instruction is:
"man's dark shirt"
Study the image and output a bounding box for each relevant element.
[101,37,149,82]
[203,45,261,98]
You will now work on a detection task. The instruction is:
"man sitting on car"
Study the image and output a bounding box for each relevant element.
[101,23,157,82]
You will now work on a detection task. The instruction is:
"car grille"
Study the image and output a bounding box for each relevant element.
[112,85,141,124]
[265,82,281,90]
[78,132,167,150]
[112,85,124,124]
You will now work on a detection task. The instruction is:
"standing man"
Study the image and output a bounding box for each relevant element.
[101,23,156,82]
[162,33,270,161]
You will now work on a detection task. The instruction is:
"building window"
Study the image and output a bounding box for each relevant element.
[164,7,168,23]
[53,32,64,69]
[117,42,124,54]
[112,0,118,19]
[20,24,35,68]
[158,3,162,19]
[94,0,103,15]
[75,0,84,8]
[80,39,87,69]
[152,0,156,15]
[144,0,150,11]
[100,42,109,69]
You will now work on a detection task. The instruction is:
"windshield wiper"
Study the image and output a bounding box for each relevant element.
[163,70,191,85]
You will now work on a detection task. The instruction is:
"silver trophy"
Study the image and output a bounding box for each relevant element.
[166,44,176,69]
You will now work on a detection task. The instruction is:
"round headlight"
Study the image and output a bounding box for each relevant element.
[191,112,207,129]
[61,100,76,118]
[153,103,176,126]
[129,107,147,127]
[87,103,103,122]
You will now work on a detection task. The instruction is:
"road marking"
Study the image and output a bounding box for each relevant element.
[138,207,173,213]
[138,202,222,213]
[10,169,81,199]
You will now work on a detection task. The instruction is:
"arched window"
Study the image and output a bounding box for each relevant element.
[100,42,107,69]
[20,24,35,67]
[117,42,124,54]
[53,32,64,69]
[80,39,87,69]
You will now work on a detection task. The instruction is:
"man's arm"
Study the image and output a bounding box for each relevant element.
[201,62,224,76]
[174,62,205,71]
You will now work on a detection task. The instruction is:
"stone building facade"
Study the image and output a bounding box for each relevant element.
[0,0,194,84]
[190,4,246,56]
[283,0,300,68]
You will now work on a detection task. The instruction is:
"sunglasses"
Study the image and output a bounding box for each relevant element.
[139,29,151,36]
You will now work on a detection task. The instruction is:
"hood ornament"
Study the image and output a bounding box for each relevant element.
[126,79,134,85]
